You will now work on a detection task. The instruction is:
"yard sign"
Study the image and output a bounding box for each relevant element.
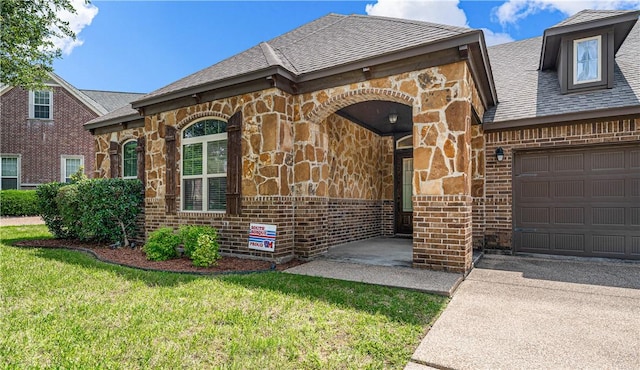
[248,223,276,252]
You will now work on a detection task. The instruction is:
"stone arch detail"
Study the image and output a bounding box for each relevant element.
[306,88,415,125]
[118,134,139,145]
[176,111,230,131]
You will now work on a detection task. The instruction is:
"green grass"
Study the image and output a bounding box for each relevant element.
[0,225,447,369]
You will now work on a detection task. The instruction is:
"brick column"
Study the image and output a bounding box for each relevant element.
[413,195,472,272]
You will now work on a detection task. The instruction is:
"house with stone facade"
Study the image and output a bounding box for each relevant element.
[85,9,640,274]
[0,72,144,189]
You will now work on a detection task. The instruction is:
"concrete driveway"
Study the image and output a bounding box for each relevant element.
[409,254,640,369]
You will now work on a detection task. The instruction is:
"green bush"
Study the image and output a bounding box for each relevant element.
[75,179,143,245]
[190,233,221,267]
[0,190,39,216]
[36,182,69,238]
[56,184,83,238]
[143,227,181,261]
[36,179,143,243]
[179,225,219,257]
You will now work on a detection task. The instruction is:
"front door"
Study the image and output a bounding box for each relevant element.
[395,149,413,235]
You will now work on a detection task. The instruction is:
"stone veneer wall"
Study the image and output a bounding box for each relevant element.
[482,116,640,250]
[93,61,485,273]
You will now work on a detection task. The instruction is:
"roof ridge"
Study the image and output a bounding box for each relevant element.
[550,8,637,28]
[259,42,282,67]
[347,12,471,33]
[80,89,145,94]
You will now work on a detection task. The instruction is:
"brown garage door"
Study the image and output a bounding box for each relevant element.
[514,144,640,259]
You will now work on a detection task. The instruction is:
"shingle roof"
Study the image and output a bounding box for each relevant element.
[80,90,145,113]
[484,16,640,124]
[135,13,475,105]
[550,9,632,28]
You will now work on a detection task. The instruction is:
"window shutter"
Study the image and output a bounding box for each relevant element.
[165,126,177,214]
[226,111,242,215]
[136,136,146,187]
[109,141,120,178]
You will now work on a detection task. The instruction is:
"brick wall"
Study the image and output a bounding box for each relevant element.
[413,194,472,273]
[1,86,97,187]
[480,116,640,250]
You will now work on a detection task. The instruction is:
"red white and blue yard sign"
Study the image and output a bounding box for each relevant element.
[248,223,276,252]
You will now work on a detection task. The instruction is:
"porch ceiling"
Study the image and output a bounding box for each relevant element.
[337,101,413,136]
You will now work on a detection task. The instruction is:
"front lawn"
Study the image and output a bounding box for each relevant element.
[0,225,447,369]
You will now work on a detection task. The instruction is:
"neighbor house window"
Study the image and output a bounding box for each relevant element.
[122,140,137,179]
[29,90,52,119]
[181,119,227,212]
[1,156,20,190]
[573,35,601,85]
[61,155,83,183]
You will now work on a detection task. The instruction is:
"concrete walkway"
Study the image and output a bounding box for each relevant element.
[408,254,640,369]
[285,259,463,296]
[0,216,45,226]
[285,237,464,296]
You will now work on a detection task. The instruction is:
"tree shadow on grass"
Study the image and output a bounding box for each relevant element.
[25,247,446,325]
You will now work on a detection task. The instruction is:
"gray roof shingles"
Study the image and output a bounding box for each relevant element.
[136,13,474,103]
[484,16,640,124]
[80,90,145,113]
[550,9,632,28]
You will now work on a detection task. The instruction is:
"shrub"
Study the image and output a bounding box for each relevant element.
[36,182,69,238]
[56,184,83,239]
[76,179,143,245]
[179,225,218,257]
[143,227,181,261]
[0,190,39,216]
[188,230,220,267]
[36,179,143,243]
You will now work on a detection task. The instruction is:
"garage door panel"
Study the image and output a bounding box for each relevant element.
[592,235,626,255]
[592,150,625,170]
[552,153,584,172]
[553,180,584,197]
[514,145,639,260]
[592,179,625,197]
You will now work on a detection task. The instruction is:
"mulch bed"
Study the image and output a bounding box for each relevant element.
[13,238,305,274]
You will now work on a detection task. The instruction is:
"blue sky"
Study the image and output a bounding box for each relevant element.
[52,0,639,94]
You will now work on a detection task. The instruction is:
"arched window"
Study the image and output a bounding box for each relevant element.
[122,140,137,179]
[181,119,227,211]
[396,135,413,150]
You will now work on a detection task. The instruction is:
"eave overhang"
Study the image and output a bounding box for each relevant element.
[483,105,640,132]
[131,31,497,114]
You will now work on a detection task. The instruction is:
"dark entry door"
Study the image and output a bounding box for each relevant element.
[395,149,413,235]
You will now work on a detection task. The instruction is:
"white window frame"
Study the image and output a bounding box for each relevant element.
[61,155,84,183]
[121,140,138,179]
[29,90,53,119]
[573,35,601,85]
[180,120,228,213]
[0,154,21,190]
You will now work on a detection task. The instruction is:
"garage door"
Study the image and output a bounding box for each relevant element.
[514,145,640,259]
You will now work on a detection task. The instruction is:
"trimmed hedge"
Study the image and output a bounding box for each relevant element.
[0,190,39,216]
[37,179,143,244]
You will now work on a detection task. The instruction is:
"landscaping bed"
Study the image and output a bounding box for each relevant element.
[14,238,305,273]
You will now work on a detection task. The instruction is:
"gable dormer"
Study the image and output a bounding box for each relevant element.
[539,10,639,94]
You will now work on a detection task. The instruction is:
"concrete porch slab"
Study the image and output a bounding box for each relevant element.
[284,259,463,296]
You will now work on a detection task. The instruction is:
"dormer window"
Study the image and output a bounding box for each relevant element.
[538,10,638,95]
[573,35,601,85]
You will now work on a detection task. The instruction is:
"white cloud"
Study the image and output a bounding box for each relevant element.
[493,0,640,26]
[481,28,515,46]
[51,0,99,55]
[364,1,515,46]
[365,0,469,27]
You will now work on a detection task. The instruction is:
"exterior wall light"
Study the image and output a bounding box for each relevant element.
[496,147,505,162]
[388,112,398,124]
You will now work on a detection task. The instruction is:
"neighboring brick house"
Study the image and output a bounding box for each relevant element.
[86,10,639,273]
[0,73,144,189]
